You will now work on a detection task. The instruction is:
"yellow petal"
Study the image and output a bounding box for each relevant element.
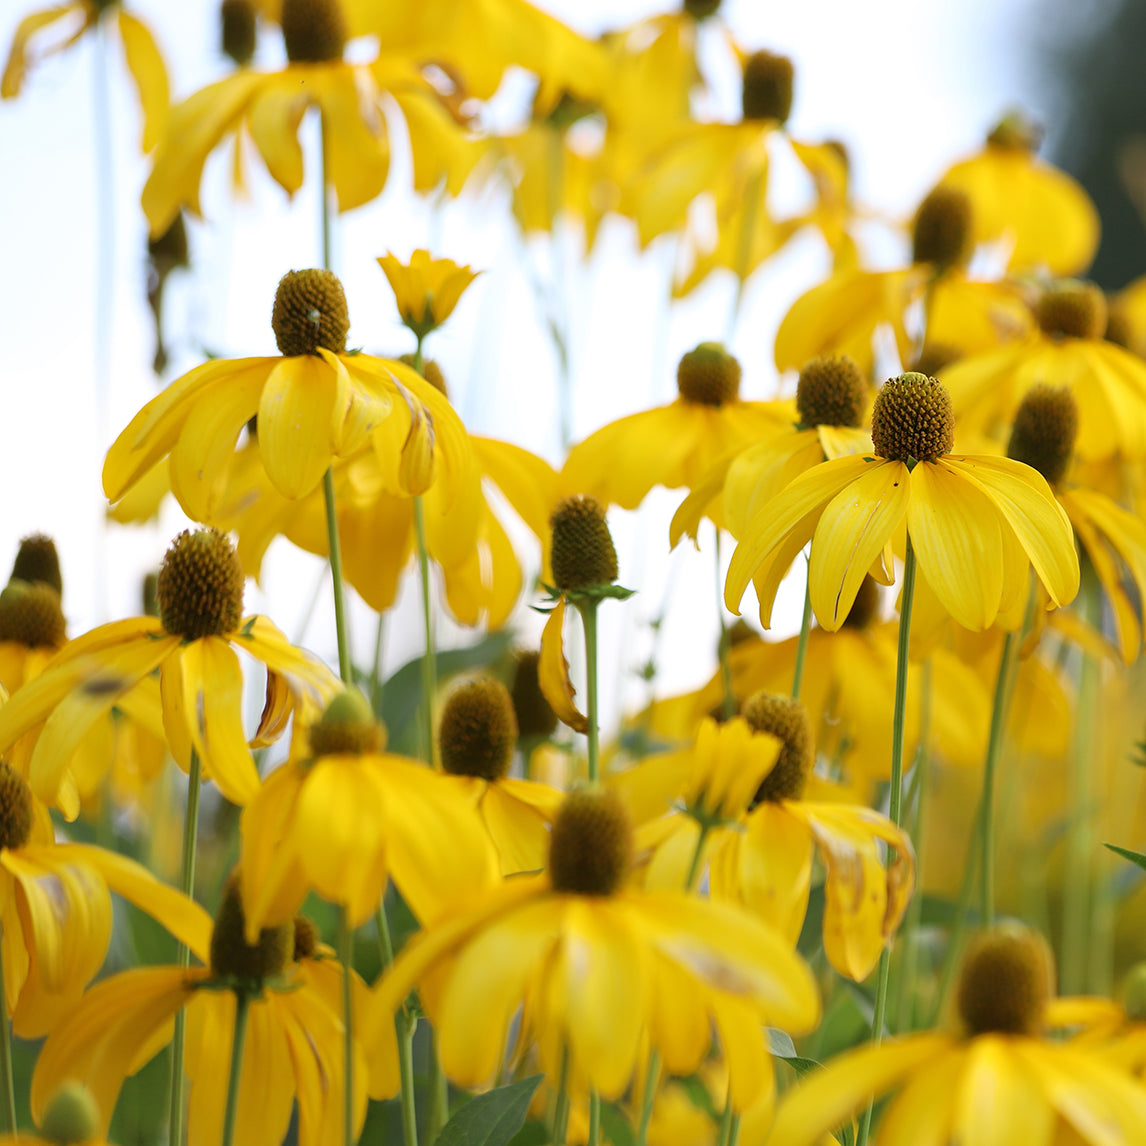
[952,1037,1053,1146]
[877,1044,965,1146]
[711,990,771,1113]
[1,4,88,99]
[247,71,309,194]
[315,67,390,211]
[234,615,341,720]
[538,599,588,735]
[116,10,169,151]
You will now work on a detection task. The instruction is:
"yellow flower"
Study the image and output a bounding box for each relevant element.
[31,879,377,1146]
[377,250,480,339]
[2,1,168,150]
[943,280,1146,462]
[0,530,339,811]
[366,789,820,1113]
[0,759,210,1040]
[240,689,499,934]
[102,269,463,518]
[765,925,1146,1146]
[725,373,1079,634]
[936,111,1100,275]
[562,343,790,513]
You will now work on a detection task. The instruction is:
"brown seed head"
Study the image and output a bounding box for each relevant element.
[280,0,346,63]
[142,571,159,618]
[1036,281,1107,342]
[0,762,34,851]
[292,916,320,962]
[676,342,742,407]
[871,372,954,463]
[549,788,633,896]
[439,678,518,781]
[210,873,295,981]
[399,354,449,399]
[912,186,973,269]
[1006,386,1078,488]
[987,110,1043,152]
[743,692,812,803]
[511,650,558,739]
[221,0,258,66]
[956,923,1053,1037]
[11,533,62,596]
[683,0,722,19]
[1105,301,1134,350]
[796,355,866,428]
[741,50,794,124]
[549,496,618,591]
[309,689,385,757]
[39,1081,101,1146]
[841,575,882,630]
[157,530,245,641]
[0,581,65,649]
[271,269,350,357]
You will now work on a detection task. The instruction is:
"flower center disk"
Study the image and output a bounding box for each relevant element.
[210,875,295,982]
[1006,385,1078,487]
[11,533,62,597]
[280,0,346,64]
[741,50,794,123]
[743,692,813,804]
[548,789,633,896]
[309,690,385,757]
[549,496,619,591]
[0,762,34,851]
[956,924,1052,1037]
[271,268,350,357]
[676,342,741,407]
[156,529,245,641]
[796,354,867,428]
[0,581,65,649]
[1036,281,1107,341]
[912,186,973,269]
[870,372,954,464]
[439,678,518,782]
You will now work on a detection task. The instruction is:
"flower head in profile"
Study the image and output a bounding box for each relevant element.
[0,530,339,811]
[767,923,1146,1145]
[726,372,1080,634]
[3,1,168,151]
[367,787,820,1113]
[377,250,480,341]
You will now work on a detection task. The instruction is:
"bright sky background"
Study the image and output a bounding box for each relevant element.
[0,0,1055,722]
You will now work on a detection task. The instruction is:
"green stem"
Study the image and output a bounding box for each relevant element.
[791,565,813,700]
[714,528,735,719]
[856,538,916,1146]
[588,1091,600,1146]
[552,1049,571,1145]
[413,497,437,765]
[634,1050,660,1146]
[0,929,15,1133]
[427,1038,448,1144]
[323,468,354,684]
[375,905,418,1146]
[221,991,251,1146]
[684,823,711,893]
[169,749,201,1146]
[579,601,601,784]
[338,908,355,1146]
[319,110,333,272]
[717,1103,740,1146]
[413,334,425,376]
[369,612,387,714]
[981,630,1020,928]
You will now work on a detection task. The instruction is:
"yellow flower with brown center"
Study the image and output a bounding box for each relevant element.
[31,875,379,1146]
[239,689,499,934]
[0,530,339,812]
[725,372,1080,634]
[767,924,1146,1145]
[365,787,820,1113]
[377,250,480,341]
[3,0,168,151]
[102,268,465,519]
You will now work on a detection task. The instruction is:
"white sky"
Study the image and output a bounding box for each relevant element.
[0,0,1051,717]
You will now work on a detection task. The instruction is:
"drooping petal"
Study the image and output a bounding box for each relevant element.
[315,66,391,210]
[952,1037,1053,1146]
[876,1044,965,1146]
[538,599,588,735]
[115,10,169,151]
[246,71,309,193]
[1,3,88,99]
[710,990,772,1113]
[234,616,341,720]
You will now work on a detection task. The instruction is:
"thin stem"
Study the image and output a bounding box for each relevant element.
[634,1050,660,1146]
[981,630,1020,928]
[168,749,202,1146]
[791,563,813,700]
[413,497,437,765]
[368,612,387,714]
[684,823,711,893]
[375,905,418,1146]
[221,991,251,1146]
[323,468,354,684]
[0,929,16,1132]
[714,528,735,719]
[717,1103,740,1146]
[552,1049,571,1145]
[338,908,355,1146]
[588,1091,600,1146]
[427,1040,448,1144]
[856,537,916,1146]
[292,561,331,646]
[319,111,333,272]
[580,601,601,784]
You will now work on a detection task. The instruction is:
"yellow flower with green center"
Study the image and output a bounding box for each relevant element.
[725,372,1080,634]
[366,788,820,1112]
[2,0,168,151]
[240,689,499,934]
[377,249,480,340]
[103,268,466,519]
[767,924,1146,1145]
[31,876,378,1146]
[0,760,210,1040]
[0,530,339,811]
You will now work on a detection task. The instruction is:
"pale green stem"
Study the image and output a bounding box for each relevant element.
[1063,562,1102,994]
[338,908,355,1146]
[552,1049,571,1145]
[579,601,601,784]
[634,1051,660,1146]
[791,563,813,700]
[323,468,354,684]
[168,749,201,1146]
[221,991,251,1146]
[319,111,333,272]
[856,538,916,1146]
[981,631,1020,928]
[714,528,735,719]
[375,905,417,1146]
[717,1104,740,1146]
[368,612,387,714]
[413,497,437,765]
[427,1042,448,1144]
[588,1091,600,1146]
[684,823,711,893]
[0,927,15,1133]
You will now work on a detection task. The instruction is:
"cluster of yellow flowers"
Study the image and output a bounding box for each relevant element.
[7,1,1146,1146]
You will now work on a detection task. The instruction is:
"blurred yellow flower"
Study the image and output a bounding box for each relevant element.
[377,249,480,340]
[2,1,168,150]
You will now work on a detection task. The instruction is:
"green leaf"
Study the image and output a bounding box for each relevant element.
[1105,842,1146,872]
[434,1076,544,1146]
[766,1028,797,1058]
[599,1102,637,1146]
